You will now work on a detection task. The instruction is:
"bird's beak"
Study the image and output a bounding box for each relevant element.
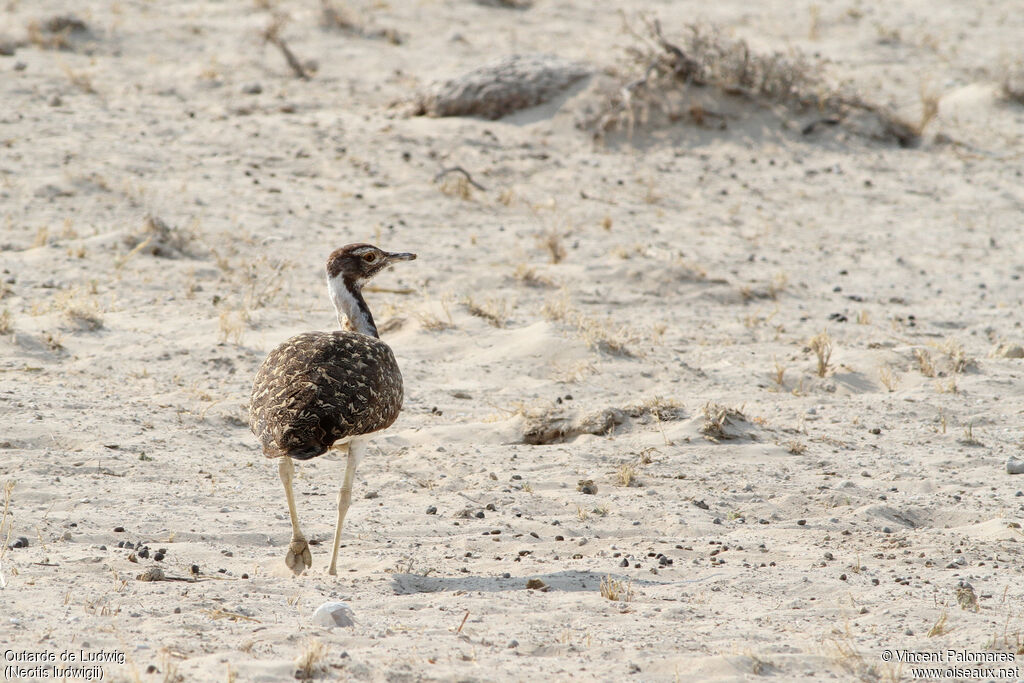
[386,251,417,262]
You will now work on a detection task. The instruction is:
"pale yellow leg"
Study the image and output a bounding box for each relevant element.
[279,456,312,574]
[328,440,363,576]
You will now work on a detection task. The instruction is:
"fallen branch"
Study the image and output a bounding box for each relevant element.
[262,16,311,81]
[434,166,487,191]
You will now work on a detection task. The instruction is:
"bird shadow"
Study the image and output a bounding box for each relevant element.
[390,569,711,595]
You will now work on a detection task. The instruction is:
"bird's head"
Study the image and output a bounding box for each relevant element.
[326,244,417,288]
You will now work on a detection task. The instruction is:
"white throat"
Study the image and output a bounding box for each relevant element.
[328,274,377,337]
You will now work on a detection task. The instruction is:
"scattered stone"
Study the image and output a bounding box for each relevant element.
[692,500,709,510]
[312,601,356,628]
[994,343,1024,359]
[242,83,263,95]
[1007,458,1024,475]
[113,526,125,533]
[136,567,165,582]
[153,552,165,562]
[507,639,519,649]
[10,536,28,549]
[620,558,629,567]
[425,505,437,515]
[137,547,150,559]
[577,480,598,495]
[475,511,485,518]
[364,490,379,499]
[525,578,547,590]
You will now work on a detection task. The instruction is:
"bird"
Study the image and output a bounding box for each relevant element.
[249,244,416,575]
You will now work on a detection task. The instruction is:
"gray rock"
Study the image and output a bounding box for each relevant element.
[417,54,590,120]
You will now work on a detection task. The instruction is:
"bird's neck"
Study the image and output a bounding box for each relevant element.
[328,275,379,338]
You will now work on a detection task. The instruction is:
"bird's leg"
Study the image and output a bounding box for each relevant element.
[278,456,312,574]
[328,439,364,576]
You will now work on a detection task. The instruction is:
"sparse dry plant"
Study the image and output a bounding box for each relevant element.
[543,293,636,356]
[294,638,327,680]
[0,480,14,558]
[464,295,510,328]
[600,575,633,602]
[856,310,870,325]
[701,402,746,441]
[218,308,248,344]
[914,348,935,377]
[786,440,806,455]
[416,296,455,331]
[584,17,931,146]
[539,230,567,264]
[438,173,472,200]
[927,610,950,637]
[878,365,898,392]
[772,358,786,389]
[935,337,971,374]
[0,309,12,335]
[513,263,555,288]
[615,463,638,487]
[808,330,833,377]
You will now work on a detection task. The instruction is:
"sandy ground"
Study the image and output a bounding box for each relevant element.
[2,0,1024,681]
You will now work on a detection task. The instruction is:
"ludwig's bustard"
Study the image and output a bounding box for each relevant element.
[249,244,416,575]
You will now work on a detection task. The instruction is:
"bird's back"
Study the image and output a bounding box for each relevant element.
[249,331,404,459]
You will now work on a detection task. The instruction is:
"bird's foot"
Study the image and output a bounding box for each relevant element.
[285,538,312,574]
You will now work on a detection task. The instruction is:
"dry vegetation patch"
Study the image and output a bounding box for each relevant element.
[580,18,930,146]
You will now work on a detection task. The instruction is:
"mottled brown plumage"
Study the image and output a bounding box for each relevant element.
[249,331,403,459]
[248,243,416,575]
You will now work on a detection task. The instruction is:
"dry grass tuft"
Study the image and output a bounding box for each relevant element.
[926,610,950,637]
[539,230,567,264]
[913,348,935,378]
[583,17,930,146]
[808,330,833,377]
[600,575,633,602]
[464,296,510,327]
[0,309,12,335]
[218,308,249,344]
[700,402,747,441]
[124,215,203,260]
[543,293,636,356]
[615,463,638,487]
[512,264,555,288]
[294,638,327,680]
[416,296,455,331]
[878,365,898,392]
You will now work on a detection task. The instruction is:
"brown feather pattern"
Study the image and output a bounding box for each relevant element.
[249,331,403,460]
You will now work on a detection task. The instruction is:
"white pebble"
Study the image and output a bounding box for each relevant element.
[312,601,355,628]
[1007,458,1024,475]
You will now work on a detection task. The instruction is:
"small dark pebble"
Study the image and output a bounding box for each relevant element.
[502,572,510,579]
[475,511,485,519]
[173,607,181,614]
[364,491,379,499]
[486,503,497,511]
[124,541,135,549]
[146,665,158,674]
[158,548,167,554]
[620,558,629,567]
[153,552,165,561]
[11,536,28,549]
[658,556,669,566]
[633,563,641,569]
[190,564,200,574]
[138,548,150,559]
[530,532,539,539]
[117,541,125,548]
[113,526,125,533]
[98,545,106,550]
[241,573,249,579]
[511,475,521,480]
[840,574,847,581]
[425,506,437,515]
[797,519,807,526]
[555,535,564,541]
[692,500,709,510]
[218,568,226,573]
